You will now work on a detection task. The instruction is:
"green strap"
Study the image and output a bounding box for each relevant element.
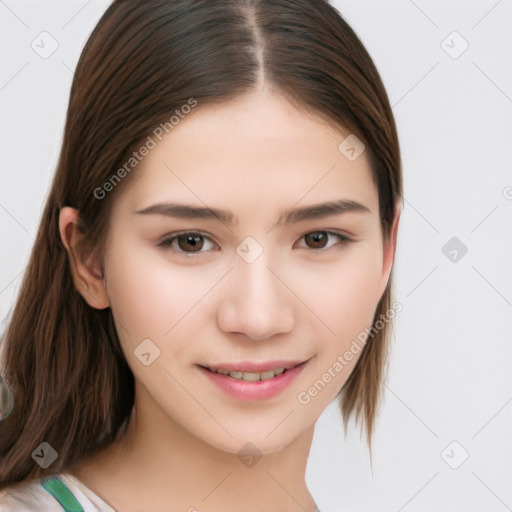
[40,476,84,512]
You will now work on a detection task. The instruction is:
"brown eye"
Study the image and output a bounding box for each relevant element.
[158,232,216,255]
[177,234,204,252]
[304,231,329,249]
[298,231,352,251]
[158,230,351,257]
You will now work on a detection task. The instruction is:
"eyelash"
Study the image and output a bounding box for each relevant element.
[157,230,353,257]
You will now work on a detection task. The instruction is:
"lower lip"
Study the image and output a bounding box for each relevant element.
[197,362,308,401]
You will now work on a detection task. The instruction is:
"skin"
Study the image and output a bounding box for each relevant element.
[59,87,400,512]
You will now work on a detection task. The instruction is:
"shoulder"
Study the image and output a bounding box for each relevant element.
[0,473,116,512]
[0,477,63,511]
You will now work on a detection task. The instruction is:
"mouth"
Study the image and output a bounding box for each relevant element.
[200,361,305,382]
[196,359,310,401]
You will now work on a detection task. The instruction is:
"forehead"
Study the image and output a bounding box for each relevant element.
[121,91,378,216]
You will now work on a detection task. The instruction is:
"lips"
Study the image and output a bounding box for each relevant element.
[197,359,309,401]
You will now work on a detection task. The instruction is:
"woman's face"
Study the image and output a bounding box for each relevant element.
[100,90,396,455]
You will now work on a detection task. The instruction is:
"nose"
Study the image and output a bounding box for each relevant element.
[217,254,295,341]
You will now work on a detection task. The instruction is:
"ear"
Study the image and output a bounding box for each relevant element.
[58,206,110,310]
[377,202,401,297]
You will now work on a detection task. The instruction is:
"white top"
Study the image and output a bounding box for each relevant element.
[0,473,116,512]
[0,474,322,512]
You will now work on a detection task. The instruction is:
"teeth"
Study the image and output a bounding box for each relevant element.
[242,371,260,382]
[210,367,286,381]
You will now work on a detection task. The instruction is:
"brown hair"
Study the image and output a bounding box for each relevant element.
[0,0,402,488]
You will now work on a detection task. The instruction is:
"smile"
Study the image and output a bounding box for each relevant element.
[206,367,286,381]
[197,360,310,401]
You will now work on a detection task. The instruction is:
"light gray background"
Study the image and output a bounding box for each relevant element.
[1,1,511,511]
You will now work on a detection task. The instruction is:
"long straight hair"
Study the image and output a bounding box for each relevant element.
[0,0,402,488]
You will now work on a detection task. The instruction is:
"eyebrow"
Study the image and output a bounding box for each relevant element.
[134,198,371,226]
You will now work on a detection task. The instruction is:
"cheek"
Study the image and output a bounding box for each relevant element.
[298,243,384,336]
[102,235,216,348]
[291,245,385,405]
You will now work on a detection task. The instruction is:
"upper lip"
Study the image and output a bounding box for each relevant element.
[200,360,307,372]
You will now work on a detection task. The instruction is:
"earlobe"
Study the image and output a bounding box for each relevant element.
[58,206,110,310]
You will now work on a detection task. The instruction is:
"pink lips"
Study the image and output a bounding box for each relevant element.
[197,360,308,401]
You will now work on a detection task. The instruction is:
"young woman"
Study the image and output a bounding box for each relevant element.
[0,0,402,510]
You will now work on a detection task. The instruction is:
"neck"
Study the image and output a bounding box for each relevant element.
[71,385,318,512]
